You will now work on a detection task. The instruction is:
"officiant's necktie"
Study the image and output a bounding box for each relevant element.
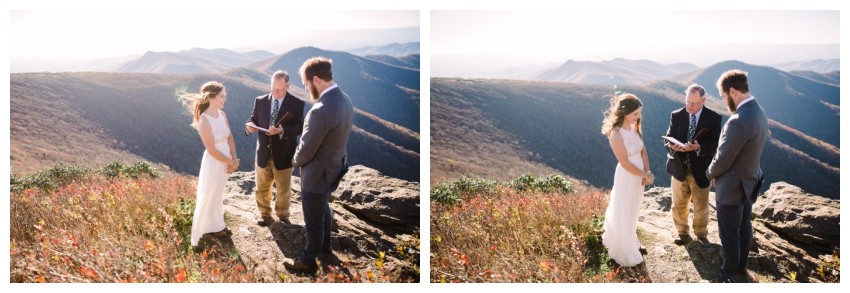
[271,99,280,127]
[688,114,696,141]
[685,114,696,167]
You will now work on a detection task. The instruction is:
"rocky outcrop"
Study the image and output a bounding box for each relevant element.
[752,182,839,249]
[637,182,839,283]
[216,165,420,282]
[334,166,420,230]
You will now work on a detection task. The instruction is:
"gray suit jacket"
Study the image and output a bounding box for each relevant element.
[293,86,354,194]
[706,99,768,206]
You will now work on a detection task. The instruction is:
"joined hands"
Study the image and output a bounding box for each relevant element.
[641,171,655,186]
[226,158,239,174]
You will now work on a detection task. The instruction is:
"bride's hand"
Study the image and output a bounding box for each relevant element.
[643,171,654,182]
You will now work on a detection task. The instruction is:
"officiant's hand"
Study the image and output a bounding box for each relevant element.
[684,140,700,152]
[266,125,283,136]
[667,142,686,152]
[246,125,257,134]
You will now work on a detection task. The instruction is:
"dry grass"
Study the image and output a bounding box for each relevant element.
[10,164,413,283]
[430,182,621,282]
[9,172,253,282]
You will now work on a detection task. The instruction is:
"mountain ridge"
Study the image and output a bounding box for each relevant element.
[430,75,838,198]
[537,58,699,85]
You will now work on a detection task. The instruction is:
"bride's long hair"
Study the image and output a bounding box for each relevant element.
[179,81,225,129]
[601,93,643,138]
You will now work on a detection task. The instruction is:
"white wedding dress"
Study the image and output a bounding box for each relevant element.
[602,127,645,267]
[190,110,232,246]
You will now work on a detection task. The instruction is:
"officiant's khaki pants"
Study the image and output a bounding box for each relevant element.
[671,170,710,237]
[255,157,293,219]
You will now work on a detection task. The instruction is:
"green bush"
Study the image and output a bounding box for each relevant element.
[576,214,610,276]
[100,160,159,179]
[431,174,574,205]
[166,197,196,252]
[125,160,160,179]
[11,164,93,192]
[11,160,159,192]
[510,173,574,194]
[100,161,126,179]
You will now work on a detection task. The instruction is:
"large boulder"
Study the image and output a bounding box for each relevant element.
[333,165,420,231]
[752,182,839,250]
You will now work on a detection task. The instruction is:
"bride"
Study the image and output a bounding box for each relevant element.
[600,93,654,267]
[180,81,239,247]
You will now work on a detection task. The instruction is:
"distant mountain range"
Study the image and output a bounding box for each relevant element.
[347,42,420,57]
[365,54,420,70]
[791,70,840,86]
[431,59,839,199]
[11,46,420,182]
[117,48,276,74]
[537,58,699,85]
[773,59,839,73]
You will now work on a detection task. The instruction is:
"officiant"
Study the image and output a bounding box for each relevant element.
[664,84,722,245]
[245,70,306,226]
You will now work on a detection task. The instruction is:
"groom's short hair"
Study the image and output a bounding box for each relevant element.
[717,70,749,94]
[300,57,333,82]
[271,70,290,84]
[685,84,705,97]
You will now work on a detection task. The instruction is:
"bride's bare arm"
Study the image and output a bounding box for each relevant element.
[641,146,653,184]
[609,130,651,180]
[198,115,234,164]
[221,112,239,171]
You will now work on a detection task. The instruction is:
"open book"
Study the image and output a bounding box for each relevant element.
[663,128,710,149]
[662,136,687,148]
[245,112,296,133]
[245,122,269,133]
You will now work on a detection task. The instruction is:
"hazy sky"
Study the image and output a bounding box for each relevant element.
[432,10,839,71]
[11,10,419,62]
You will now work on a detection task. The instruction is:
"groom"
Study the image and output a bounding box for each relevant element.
[284,57,354,273]
[246,70,305,226]
[706,69,767,283]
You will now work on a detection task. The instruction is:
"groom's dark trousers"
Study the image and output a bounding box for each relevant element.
[706,99,768,282]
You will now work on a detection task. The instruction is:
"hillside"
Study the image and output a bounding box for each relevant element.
[430,77,839,198]
[118,48,275,74]
[246,46,420,132]
[536,59,698,85]
[10,72,418,182]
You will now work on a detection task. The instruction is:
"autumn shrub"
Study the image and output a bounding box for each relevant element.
[10,163,254,282]
[430,175,608,282]
[10,162,414,283]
